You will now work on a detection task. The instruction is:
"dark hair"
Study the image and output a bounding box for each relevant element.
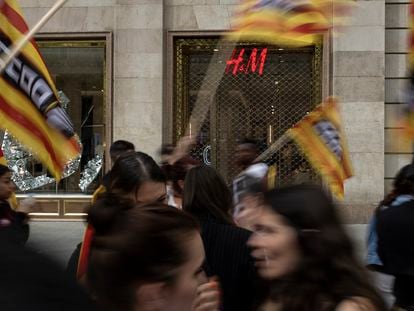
[238,138,259,150]
[261,185,386,311]
[109,152,165,195]
[381,164,414,206]
[0,164,11,177]
[183,165,234,225]
[109,140,135,162]
[87,197,200,311]
[162,157,196,196]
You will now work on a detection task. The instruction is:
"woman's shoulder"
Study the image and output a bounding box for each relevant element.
[335,297,378,311]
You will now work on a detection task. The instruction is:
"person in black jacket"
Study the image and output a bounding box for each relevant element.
[0,164,30,245]
[183,165,260,311]
[377,164,414,310]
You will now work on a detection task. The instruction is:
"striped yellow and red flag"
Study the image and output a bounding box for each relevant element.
[398,0,414,141]
[288,97,353,199]
[0,0,80,180]
[228,0,354,47]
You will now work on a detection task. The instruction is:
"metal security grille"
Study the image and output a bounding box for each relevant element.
[173,37,323,185]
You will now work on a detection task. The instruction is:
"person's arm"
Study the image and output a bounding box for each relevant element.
[168,135,195,165]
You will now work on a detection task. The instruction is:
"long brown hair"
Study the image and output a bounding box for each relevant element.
[261,185,386,311]
[87,196,200,311]
[183,165,234,225]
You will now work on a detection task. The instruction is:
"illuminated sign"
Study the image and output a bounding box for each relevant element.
[225,48,268,76]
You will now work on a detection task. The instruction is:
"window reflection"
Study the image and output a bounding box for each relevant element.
[21,40,107,194]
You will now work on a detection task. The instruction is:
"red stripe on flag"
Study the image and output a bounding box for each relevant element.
[237,19,328,34]
[291,23,330,34]
[0,94,62,171]
[410,3,414,16]
[1,2,29,34]
[0,3,46,66]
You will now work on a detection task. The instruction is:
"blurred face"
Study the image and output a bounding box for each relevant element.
[248,207,301,280]
[0,172,15,200]
[132,181,167,207]
[235,144,257,168]
[165,233,206,311]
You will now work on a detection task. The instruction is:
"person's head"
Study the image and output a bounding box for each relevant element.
[109,140,135,163]
[248,185,385,310]
[393,164,414,194]
[381,164,414,207]
[183,165,234,225]
[109,152,166,206]
[235,138,259,169]
[87,199,205,311]
[163,156,199,198]
[0,165,14,201]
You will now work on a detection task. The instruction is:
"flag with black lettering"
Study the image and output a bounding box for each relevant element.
[0,0,80,180]
[228,0,354,47]
[288,97,353,199]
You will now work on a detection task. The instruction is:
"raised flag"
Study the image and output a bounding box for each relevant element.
[398,1,414,142]
[0,0,80,180]
[228,0,354,47]
[288,97,353,199]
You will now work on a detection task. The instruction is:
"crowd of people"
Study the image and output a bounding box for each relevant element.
[0,138,413,311]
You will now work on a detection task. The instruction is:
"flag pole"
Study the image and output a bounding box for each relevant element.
[0,0,68,74]
[255,132,291,163]
[172,39,236,163]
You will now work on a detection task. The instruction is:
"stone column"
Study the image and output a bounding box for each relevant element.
[113,0,164,158]
[334,0,385,223]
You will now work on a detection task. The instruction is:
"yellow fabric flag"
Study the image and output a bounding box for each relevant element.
[288,97,353,199]
[0,0,80,180]
[398,1,414,142]
[228,0,354,47]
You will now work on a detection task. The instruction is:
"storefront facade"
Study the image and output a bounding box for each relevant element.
[13,0,402,223]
